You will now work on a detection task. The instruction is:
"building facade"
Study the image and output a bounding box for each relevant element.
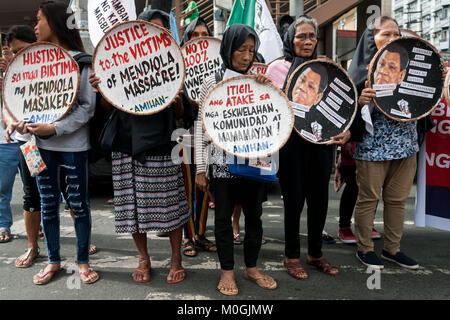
[393,0,450,54]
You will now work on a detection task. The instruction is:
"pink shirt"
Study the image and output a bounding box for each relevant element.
[267,59,291,89]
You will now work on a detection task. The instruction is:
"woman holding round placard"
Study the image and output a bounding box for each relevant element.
[179,17,217,258]
[13,1,99,285]
[89,9,192,285]
[267,15,349,280]
[348,16,447,270]
[195,24,276,296]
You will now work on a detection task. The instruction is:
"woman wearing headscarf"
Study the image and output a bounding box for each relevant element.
[195,24,276,296]
[178,17,217,257]
[267,15,349,280]
[89,9,193,284]
[348,16,446,270]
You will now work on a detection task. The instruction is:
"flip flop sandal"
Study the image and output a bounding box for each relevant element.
[0,229,11,243]
[233,233,242,245]
[307,257,339,276]
[167,268,186,284]
[217,279,238,296]
[243,272,277,290]
[15,247,40,268]
[132,268,151,283]
[284,259,309,280]
[183,239,198,257]
[79,268,100,284]
[33,267,62,285]
[195,237,217,252]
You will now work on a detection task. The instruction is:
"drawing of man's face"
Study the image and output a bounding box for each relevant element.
[292,67,323,107]
[374,50,406,86]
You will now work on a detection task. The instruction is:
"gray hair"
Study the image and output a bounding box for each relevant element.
[294,15,318,35]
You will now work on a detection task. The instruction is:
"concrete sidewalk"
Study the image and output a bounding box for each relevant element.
[1,175,450,300]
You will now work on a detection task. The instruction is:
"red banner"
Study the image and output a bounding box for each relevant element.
[425,98,450,188]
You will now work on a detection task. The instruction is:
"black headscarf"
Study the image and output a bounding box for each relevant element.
[282,19,318,91]
[180,17,212,46]
[138,9,170,29]
[347,28,378,94]
[220,24,260,75]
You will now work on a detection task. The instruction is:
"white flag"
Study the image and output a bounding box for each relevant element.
[88,0,137,47]
[254,0,284,63]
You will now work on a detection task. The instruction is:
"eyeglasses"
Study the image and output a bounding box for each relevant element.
[296,33,317,41]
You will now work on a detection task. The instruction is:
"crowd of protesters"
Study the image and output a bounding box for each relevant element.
[0,1,447,296]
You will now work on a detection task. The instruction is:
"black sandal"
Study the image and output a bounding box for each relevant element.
[182,239,197,257]
[195,236,217,252]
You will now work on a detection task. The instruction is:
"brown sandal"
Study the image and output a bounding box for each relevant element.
[195,236,217,252]
[284,259,309,280]
[243,271,277,290]
[307,257,339,276]
[183,239,198,257]
[217,279,238,296]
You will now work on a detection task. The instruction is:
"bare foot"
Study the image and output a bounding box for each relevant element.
[132,256,151,282]
[217,270,238,295]
[33,264,61,285]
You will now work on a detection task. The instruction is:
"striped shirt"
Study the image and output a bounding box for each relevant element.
[194,74,234,178]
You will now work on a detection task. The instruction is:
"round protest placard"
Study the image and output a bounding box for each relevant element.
[93,20,185,115]
[445,72,450,105]
[369,37,444,121]
[201,75,294,159]
[250,62,268,75]
[285,59,358,144]
[1,42,80,123]
[181,37,222,101]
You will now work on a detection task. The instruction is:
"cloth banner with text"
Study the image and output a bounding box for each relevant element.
[415,98,450,231]
[88,0,136,47]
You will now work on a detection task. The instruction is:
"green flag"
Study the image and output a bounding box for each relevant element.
[226,0,256,27]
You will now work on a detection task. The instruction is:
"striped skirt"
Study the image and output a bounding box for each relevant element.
[112,151,190,234]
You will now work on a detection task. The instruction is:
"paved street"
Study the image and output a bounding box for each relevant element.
[1,173,450,301]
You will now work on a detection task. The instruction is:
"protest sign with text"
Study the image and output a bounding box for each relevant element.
[416,98,450,231]
[201,75,293,159]
[250,62,268,75]
[88,0,136,47]
[285,59,358,144]
[93,20,185,115]
[369,37,444,121]
[2,42,80,124]
[181,37,222,101]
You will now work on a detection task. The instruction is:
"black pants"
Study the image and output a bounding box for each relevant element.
[213,178,265,270]
[278,133,334,259]
[18,141,41,212]
[338,165,358,228]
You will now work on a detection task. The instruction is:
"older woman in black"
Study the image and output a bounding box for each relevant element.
[90,9,193,284]
[267,16,350,280]
[195,24,276,296]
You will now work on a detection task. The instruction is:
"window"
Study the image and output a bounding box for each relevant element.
[442,30,448,42]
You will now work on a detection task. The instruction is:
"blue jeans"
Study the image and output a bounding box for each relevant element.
[36,149,91,264]
[0,143,20,233]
